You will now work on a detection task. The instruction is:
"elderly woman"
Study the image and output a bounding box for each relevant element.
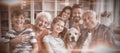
[58,6,72,28]
[33,12,52,53]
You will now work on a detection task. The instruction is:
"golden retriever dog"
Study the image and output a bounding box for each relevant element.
[63,27,81,53]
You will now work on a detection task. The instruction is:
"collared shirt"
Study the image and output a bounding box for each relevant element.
[88,24,114,47]
[81,32,92,53]
[77,24,115,53]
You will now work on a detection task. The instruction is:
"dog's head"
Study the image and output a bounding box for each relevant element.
[65,27,80,42]
[69,27,80,42]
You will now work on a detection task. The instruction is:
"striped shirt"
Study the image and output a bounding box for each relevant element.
[2,28,37,53]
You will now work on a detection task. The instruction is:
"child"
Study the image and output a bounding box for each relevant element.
[43,17,69,53]
[2,10,38,53]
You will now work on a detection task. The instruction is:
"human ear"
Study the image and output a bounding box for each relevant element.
[96,15,99,20]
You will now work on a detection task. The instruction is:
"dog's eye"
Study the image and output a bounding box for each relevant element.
[75,33,78,35]
[69,33,71,35]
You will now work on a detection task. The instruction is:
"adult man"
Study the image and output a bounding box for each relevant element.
[71,4,84,31]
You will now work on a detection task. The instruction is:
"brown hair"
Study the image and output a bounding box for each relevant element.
[58,6,72,20]
[51,17,65,31]
[72,4,83,10]
[12,9,25,18]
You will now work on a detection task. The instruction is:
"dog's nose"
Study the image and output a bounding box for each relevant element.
[71,36,75,40]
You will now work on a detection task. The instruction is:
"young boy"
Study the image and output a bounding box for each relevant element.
[2,10,38,53]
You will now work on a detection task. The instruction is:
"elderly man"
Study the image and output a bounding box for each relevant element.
[76,10,116,53]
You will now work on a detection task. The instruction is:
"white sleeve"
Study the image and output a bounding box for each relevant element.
[30,32,37,44]
[43,36,49,42]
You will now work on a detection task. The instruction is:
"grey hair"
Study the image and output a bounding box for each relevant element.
[84,10,97,17]
[36,12,52,22]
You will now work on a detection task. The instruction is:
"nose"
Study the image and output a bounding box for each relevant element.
[17,18,21,21]
[86,19,89,23]
[71,36,75,40]
[41,21,45,26]
[75,14,79,17]
[59,26,63,31]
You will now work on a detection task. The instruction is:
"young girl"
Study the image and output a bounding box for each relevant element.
[43,17,69,53]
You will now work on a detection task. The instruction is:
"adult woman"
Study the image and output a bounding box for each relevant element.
[58,6,72,40]
[58,6,72,28]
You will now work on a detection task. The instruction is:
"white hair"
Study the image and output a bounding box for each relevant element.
[84,10,97,17]
[36,12,52,22]
[83,10,99,24]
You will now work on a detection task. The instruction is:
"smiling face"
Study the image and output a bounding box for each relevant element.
[61,9,71,21]
[12,14,25,27]
[72,8,84,25]
[72,8,83,18]
[68,27,80,42]
[52,19,65,34]
[83,11,98,30]
[36,16,49,30]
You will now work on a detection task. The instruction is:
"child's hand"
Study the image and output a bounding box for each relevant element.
[21,34,31,43]
[10,33,31,46]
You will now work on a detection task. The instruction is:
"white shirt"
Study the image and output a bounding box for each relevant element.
[82,32,92,53]
[43,35,69,53]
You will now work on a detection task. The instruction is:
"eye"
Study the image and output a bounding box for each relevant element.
[45,22,48,25]
[83,19,86,22]
[69,33,71,35]
[75,32,78,35]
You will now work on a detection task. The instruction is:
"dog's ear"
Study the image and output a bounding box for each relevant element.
[60,28,68,39]
[63,29,71,41]
[63,29,69,40]
[63,29,69,48]
[63,28,70,38]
